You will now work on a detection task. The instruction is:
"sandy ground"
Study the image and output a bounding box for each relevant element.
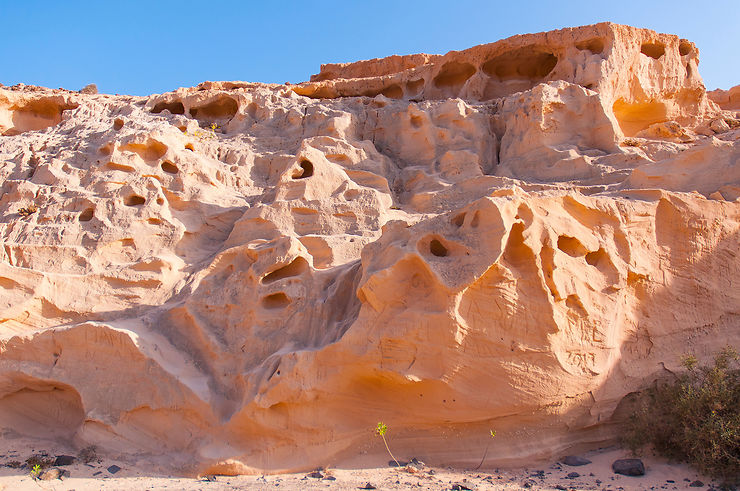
[0,436,721,491]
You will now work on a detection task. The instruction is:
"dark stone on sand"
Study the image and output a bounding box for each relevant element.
[612,458,645,476]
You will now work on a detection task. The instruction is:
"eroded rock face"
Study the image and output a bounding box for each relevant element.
[0,23,738,475]
[296,23,717,138]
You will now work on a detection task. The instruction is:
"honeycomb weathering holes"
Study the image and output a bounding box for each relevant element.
[641,42,666,59]
[292,159,314,179]
[482,46,558,80]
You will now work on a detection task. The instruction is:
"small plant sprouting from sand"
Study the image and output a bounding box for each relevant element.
[474,429,496,470]
[375,422,400,468]
[30,464,41,479]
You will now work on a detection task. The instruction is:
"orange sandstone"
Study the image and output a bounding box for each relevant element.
[0,23,738,476]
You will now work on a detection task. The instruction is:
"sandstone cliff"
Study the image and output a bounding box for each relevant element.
[0,22,738,475]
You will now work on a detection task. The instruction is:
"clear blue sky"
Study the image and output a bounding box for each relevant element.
[2,0,738,96]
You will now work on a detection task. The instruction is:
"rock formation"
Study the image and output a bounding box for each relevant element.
[0,22,738,475]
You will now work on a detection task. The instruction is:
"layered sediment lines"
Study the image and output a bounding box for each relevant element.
[0,22,738,475]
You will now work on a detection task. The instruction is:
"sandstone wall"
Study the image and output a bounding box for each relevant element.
[0,23,738,475]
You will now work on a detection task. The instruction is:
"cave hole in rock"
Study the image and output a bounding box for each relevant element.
[451,212,466,227]
[261,292,291,309]
[640,42,665,59]
[78,208,95,222]
[106,161,135,173]
[429,239,449,257]
[0,382,85,439]
[482,46,558,80]
[585,247,608,266]
[160,161,179,174]
[433,61,476,89]
[189,96,238,121]
[409,114,424,129]
[481,46,558,99]
[246,102,258,119]
[612,98,669,137]
[185,143,194,151]
[125,194,146,206]
[406,78,425,95]
[99,142,114,155]
[122,139,168,161]
[113,118,124,131]
[566,294,588,315]
[261,256,309,284]
[156,197,164,205]
[678,40,693,56]
[148,217,162,225]
[343,189,361,201]
[3,100,79,135]
[381,84,404,99]
[292,159,314,179]
[575,38,605,54]
[151,101,185,115]
[557,235,588,257]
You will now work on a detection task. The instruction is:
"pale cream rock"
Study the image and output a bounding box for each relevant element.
[0,23,738,477]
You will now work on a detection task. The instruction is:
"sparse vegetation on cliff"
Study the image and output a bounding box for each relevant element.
[623,347,740,485]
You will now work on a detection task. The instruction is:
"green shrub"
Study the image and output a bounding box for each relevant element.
[622,346,740,485]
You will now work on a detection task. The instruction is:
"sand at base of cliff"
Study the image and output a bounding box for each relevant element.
[0,435,717,490]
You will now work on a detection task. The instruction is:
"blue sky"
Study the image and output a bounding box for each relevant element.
[2,0,738,95]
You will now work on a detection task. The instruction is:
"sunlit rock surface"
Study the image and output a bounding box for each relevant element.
[0,22,738,475]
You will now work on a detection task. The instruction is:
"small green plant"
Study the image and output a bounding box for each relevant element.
[375,422,400,468]
[30,464,41,479]
[622,346,740,485]
[473,429,496,470]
